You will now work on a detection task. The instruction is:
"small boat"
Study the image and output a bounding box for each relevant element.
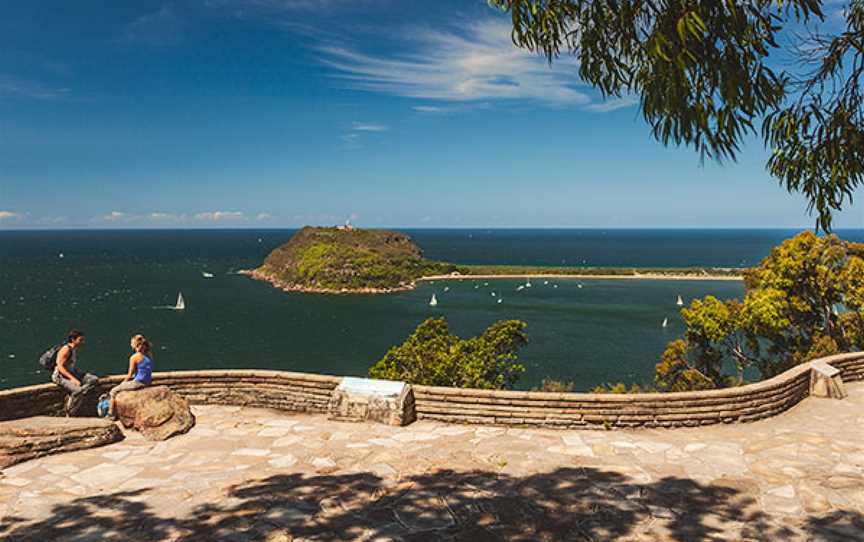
[553,284,558,288]
[662,317,668,328]
[676,295,684,306]
[525,278,532,288]
[474,285,479,289]
[175,292,186,310]
[516,285,525,291]
[483,282,488,286]
[577,284,583,289]
[497,298,503,304]
[491,292,496,297]
[202,272,214,278]
[543,280,549,285]
[443,286,450,292]
[429,294,438,307]
[58,253,64,259]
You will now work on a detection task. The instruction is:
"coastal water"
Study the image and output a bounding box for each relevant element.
[1,229,862,391]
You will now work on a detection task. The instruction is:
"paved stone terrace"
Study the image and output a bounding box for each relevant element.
[1,384,863,541]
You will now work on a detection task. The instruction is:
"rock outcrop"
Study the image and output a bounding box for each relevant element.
[113,385,195,441]
[0,416,123,469]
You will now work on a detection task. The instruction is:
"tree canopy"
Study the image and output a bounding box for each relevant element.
[656,231,864,391]
[489,0,864,231]
[368,317,529,389]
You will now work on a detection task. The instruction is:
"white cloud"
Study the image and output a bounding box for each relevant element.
[584,96,639,113]
[318,19,596,106]
[351,122,388,132]
[148,212,177,221]
[125,3,181,47]
[256,212,273,221]
[102,211,127,222]
[0,211,21,221]
[194,211,246,221]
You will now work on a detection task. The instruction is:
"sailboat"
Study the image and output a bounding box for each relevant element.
[525,278,532,288]
[516,285,525,291]
[443,286,450,292]
[676,295,684,306]
[429,294,438,307]
[497,298,503,304]
[662,317,668,328]
[175,292,186,310]
[202,272,214,278]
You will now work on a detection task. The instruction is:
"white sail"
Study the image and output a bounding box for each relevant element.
[202,272,214,278]
[429,294,437,307]
[525,278,532,287]
[175,292,186,310]
[676,295,684,306]
[662,317,668,328]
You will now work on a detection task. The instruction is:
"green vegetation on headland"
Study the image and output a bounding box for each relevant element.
[440,264,743,279]
[249,226,456,293]
[249,226,744,294]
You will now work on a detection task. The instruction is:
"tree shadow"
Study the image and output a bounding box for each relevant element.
[1,467,861,541]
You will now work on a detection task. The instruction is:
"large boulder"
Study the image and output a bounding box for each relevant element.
[114,385,195,441]
[0,416,123,469]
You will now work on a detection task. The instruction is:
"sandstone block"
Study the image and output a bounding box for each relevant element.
[0,416,123,469]
[114,385,195,441]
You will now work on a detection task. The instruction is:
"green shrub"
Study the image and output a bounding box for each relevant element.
[368,317,528,389]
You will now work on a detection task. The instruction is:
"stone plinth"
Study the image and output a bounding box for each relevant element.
[0,416,123,469]
[810,361,847,399]
[328,377,416,426]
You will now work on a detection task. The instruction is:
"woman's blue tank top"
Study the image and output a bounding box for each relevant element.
[134,355,153,384]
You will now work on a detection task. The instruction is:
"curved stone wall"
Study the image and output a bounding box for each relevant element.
[1,352,861,428]
[412,352,864,428]
[0,371,340,422]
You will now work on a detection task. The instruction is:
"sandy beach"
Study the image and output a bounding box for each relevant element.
[418,272,744,282]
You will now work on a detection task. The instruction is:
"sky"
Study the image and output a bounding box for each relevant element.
[0,0,861,229]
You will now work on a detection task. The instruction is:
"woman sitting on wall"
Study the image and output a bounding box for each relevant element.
[108,334,154,417]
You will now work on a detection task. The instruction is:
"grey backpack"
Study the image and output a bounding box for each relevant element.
[38,343,66,372]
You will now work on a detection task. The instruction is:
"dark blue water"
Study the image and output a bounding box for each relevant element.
[1,229,861,391]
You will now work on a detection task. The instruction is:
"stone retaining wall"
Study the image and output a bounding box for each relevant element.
[0,371,340,422]
[412,352,864,429]
[1,352,862,428]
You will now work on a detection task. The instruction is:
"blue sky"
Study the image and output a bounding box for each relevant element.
[0,0,861,229]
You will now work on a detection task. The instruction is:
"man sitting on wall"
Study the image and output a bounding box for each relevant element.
[51,330,99,415]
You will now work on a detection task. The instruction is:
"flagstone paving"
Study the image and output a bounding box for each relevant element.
[1,383,862,541]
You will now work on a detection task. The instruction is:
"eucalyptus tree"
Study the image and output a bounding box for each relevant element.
[489,0,864,231]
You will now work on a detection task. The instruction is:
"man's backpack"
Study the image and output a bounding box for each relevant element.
[38,343,66,372]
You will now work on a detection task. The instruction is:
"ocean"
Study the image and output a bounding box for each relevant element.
[1,229,862,391]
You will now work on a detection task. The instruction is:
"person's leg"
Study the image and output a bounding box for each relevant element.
[108,380,146,416]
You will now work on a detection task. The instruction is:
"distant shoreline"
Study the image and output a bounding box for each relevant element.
[243,267,744,296]
[419,272,744,282]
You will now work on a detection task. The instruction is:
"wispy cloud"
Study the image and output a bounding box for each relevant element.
[206,0,371,14]
[0,211,21,221]
[584,96,639,113]
[124,3,181,47]
[194,211,246,221]
[318,19,597,107]
[351,122,388,132]
[0,76,70,101]
[93,210,271,225]
[102,211,128,222]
